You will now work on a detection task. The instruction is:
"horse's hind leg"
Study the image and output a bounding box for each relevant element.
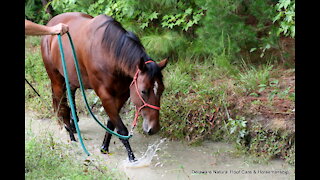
[41,36,76,141]
[100,121,115,154]
[50,74,76,141]
[69,88,79,133]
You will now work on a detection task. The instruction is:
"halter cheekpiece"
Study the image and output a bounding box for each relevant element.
[130,60,161,128]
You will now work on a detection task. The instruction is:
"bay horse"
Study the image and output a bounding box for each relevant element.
[40,12,168,162]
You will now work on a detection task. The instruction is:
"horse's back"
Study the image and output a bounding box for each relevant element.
[41,12,96,88]
[47,12,93,25]
[41,12,116,90]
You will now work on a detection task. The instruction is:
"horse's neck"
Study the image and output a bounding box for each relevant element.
[116,60,140,80]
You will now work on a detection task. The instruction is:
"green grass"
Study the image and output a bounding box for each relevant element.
[236,60,274,94]
[25,133,126,180]
[157,52,281,142]
[159,57,234,143]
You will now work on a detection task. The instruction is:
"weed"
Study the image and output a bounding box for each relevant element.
[225,116,249,146]
[210,33,239,76]
[237,62,273,94]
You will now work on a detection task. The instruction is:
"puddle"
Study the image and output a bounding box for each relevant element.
[25,112,295,180]
[122,138,166,168]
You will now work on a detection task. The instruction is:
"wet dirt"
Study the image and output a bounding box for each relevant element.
[25,111,294,180]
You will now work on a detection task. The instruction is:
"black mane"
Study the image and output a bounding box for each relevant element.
[97,15,161,79]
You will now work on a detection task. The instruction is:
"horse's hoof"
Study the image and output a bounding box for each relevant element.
[100,147,109,154]
[129,158,137,163]
[70,135,77,142]
[128,153,137,162]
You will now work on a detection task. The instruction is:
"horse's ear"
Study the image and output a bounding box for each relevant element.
[158,58,168,70]
[138,58,147,72]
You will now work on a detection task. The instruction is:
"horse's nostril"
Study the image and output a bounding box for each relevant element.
[147,128,153,135]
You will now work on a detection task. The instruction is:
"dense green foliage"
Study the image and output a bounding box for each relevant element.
[25,0,295,62]
[273,0,295,38]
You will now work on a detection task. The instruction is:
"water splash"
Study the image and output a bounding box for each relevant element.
[123,138,166,168]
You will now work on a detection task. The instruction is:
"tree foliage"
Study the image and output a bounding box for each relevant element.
[25,0,294,62]
[273,0,295,38]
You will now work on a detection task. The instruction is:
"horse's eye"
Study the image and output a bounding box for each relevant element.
[141,90,147,95]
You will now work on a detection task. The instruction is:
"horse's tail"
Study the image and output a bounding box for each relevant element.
[40,35,51,63]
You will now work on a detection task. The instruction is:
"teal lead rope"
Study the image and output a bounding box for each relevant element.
[57,32,132,156]
[65,33,133,140]
[57,33,90,156]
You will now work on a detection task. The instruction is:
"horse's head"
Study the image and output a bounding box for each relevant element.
[130,58,168,135]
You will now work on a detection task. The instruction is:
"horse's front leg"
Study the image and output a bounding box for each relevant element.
[106,114,135,162]
[116,121,136,162]
[99,94,136,162]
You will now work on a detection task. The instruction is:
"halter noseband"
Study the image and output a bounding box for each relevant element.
[130,60,161,128]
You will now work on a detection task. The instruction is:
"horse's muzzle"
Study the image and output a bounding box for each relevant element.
[143,119,160,135]
[146,127,157,135]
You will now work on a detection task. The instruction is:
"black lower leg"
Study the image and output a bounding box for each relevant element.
[101,121,115,154]
[65,125,76,141]
[59,106,76,141]
[117,128,136,162]
[70,113,79,133]
[69,89,78,133]
[120,138,136,162]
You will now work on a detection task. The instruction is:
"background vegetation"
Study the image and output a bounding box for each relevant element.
[25,0,295,167]
[26,0,295,62]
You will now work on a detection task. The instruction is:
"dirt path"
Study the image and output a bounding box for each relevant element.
[25,111,294,180]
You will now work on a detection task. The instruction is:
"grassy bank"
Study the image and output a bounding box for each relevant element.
[25,36,295,166]
[25,130,126,179]
[158,55,295,165]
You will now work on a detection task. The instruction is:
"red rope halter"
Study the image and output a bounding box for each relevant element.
[130,61,161,128]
